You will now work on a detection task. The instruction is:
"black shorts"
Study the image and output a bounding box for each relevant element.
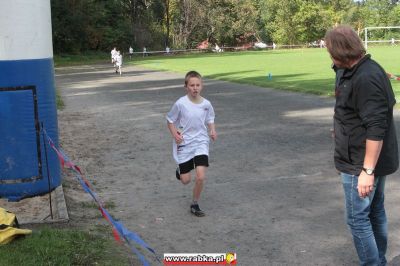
[179,155,209,174]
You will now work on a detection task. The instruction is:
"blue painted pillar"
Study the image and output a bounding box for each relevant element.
[0,0,61,201]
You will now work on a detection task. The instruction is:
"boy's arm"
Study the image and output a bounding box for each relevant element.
[208,123,217,141]
[167,122,183,144]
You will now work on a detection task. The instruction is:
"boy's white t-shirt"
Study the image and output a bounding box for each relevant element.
[166,95,215,164]
[116,54,122,66]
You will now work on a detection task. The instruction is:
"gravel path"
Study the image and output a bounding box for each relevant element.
[55,63,400,265]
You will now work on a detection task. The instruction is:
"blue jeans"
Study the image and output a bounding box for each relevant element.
[341,173,387,266]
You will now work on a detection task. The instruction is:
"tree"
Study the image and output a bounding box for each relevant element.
[50,0,398,54]
[293,1,331,43]
[164,0,170,47]
[262,0,300,45]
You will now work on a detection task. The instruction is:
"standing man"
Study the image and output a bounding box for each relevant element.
[325,25,398,265]
[129,46,133,59]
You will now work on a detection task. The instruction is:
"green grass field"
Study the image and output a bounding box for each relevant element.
[130,46,400,98]
[0,227,130,266]
[54,52,109,67]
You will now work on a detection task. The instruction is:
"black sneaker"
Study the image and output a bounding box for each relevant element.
[190,204,205,217]
[175,167,180,180]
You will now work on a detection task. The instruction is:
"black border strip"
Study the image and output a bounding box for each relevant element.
[0,86,43,184]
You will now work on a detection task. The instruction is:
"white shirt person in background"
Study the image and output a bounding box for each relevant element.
[115,51,122,75]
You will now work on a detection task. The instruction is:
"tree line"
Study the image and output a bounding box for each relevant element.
[51,0,400,54]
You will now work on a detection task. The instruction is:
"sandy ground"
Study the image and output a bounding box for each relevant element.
[44,63,400,265]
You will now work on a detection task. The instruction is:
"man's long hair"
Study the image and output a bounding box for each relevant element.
[325,25,366,66]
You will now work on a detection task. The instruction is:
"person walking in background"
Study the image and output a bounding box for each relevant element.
[115,50,122,75]
[129,46,133,59]
[319,39,325,48]
[325,25,398,266]
[111,47,117,65]
[166,71,217,217]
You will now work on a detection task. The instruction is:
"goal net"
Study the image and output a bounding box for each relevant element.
[362,26,400,49]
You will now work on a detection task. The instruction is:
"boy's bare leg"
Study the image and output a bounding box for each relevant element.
[180,173,191,185]
[193,166,206,202]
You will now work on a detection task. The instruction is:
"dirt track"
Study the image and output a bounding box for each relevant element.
[55,63,400,265]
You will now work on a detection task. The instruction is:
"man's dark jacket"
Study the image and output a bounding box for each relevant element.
[333,54,398,176]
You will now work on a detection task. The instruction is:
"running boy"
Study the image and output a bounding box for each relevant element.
[111,47,117,65]
[166,71,217,217]
[115,51,122,75]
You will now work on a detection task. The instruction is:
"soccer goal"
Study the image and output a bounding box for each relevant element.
[362,26,400,49]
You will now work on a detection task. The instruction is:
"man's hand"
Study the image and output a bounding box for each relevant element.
[357,171,374,198]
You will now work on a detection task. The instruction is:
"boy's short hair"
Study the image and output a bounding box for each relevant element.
[185,71,202,86]
[324,25,366,66]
